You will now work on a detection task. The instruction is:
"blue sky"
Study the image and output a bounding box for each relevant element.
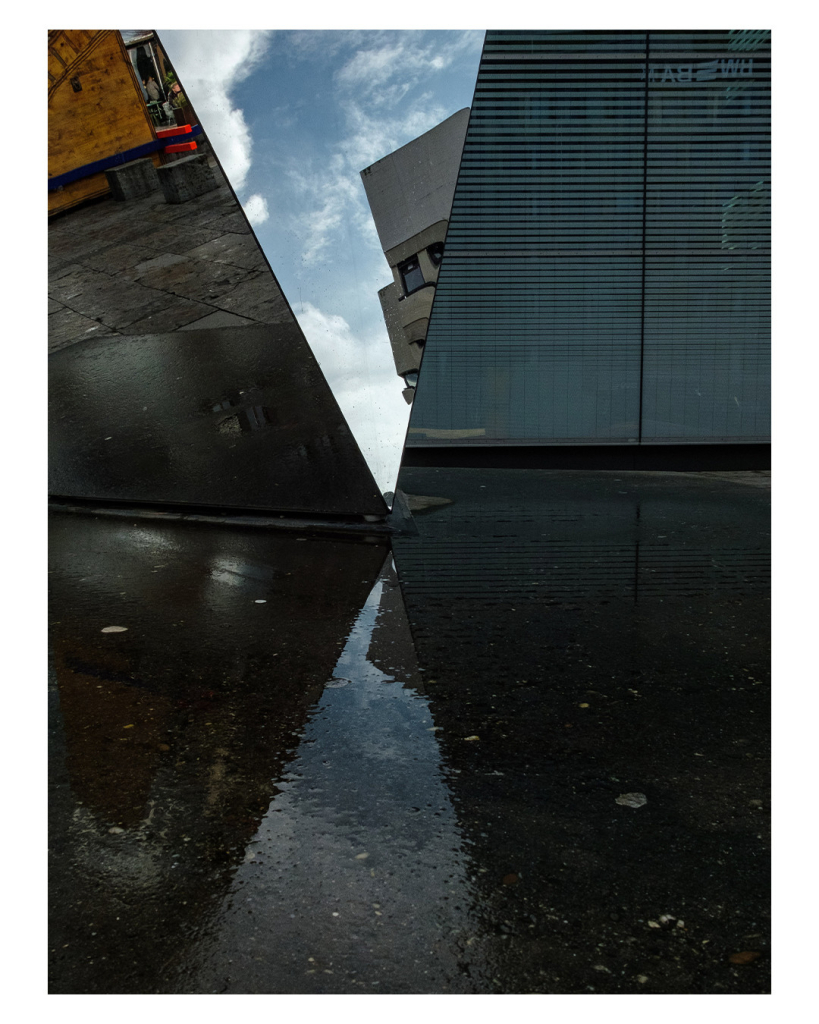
[158,30,484,492]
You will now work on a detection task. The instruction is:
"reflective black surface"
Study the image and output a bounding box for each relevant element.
[48,325,386,516]
[49,512,389,992]
[49,469,770,993]
[48,44,386,518]
[391,468,770,993]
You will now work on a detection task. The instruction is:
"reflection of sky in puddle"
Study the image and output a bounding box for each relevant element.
[180,567,485,993]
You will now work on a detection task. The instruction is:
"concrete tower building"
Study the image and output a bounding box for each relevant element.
[361,108,470,403]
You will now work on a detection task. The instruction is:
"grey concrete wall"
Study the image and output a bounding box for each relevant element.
[379,284,423,377]
[360,108,469,254]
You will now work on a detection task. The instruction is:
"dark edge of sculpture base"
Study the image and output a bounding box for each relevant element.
[402,443,771,472]
[47,499,403,537]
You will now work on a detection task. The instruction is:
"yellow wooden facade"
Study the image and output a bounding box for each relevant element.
[48,30,160,216]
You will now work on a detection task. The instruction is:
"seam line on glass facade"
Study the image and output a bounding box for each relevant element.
[408,29,770,449]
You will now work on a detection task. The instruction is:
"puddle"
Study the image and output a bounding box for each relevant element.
[49,468,771,994]
[172,567,486,993]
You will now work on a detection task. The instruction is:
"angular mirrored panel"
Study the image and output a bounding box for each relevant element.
[48,29,385,516]
[159,30,484,492]
[49,324,386,516]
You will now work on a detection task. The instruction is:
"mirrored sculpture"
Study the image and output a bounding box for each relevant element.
[48,29,386,518]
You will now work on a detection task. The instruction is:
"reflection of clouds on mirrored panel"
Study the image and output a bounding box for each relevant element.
[48,28,386,518]
[159,30,483,492]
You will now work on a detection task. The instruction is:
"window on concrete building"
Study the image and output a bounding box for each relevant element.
[399,256,425,295]
[427,242,444,266]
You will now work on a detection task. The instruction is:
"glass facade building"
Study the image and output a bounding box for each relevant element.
[407,30,771,449]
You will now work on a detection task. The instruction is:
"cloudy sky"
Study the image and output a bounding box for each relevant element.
[157,29,484,493]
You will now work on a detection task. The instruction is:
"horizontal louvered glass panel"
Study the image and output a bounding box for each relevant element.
[408,30,770,447]
[641,30,770,440]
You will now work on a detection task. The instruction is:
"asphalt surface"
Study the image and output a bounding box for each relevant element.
[48,468,770,993]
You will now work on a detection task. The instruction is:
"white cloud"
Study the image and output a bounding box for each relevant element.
[339,95,449,169]
[290,98,448,269]
[291,168,362,266]
[243,193,269,225]
[285,31,481,272]
[295,302,409,492]
[296,301,395,400]
[334,34,474,101]
[160,30,271,192]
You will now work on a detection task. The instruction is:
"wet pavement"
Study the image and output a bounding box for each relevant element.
[48,469,770,993]
[48,158,288,353]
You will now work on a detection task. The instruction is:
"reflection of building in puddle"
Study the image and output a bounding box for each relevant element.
[210,393,272,435]
[170,560,489,994]
[48,513,388,993]
[388,468,771,992]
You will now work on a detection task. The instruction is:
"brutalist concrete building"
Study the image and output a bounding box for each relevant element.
[361,109,470,404]
[404,30,771,466]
